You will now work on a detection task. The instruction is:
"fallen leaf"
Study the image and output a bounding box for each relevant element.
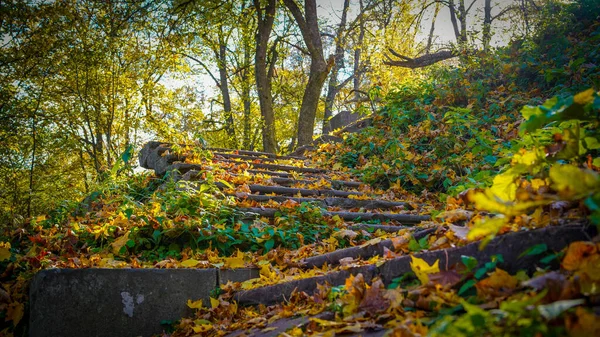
[562,241,597,271]
[186,299,203,309]
[224,250,245,269]
[0,242,11,262]
[111,231,130,255]
[410,256,440,285]
[181,259,200,268]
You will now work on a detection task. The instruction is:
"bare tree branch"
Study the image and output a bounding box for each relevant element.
[384,50,458,68]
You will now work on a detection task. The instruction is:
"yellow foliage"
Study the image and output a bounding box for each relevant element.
[410,256,440,285]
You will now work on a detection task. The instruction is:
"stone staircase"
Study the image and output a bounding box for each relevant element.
[138,141,430,231]
[28,141,597,337]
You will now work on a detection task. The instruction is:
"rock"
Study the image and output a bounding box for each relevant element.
[329,111,361,131]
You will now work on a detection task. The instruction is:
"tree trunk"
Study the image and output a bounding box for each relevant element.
[482,0,492,51]
[297,58,330,146]
[354,0,365,110]
[218,30,237,148]
[447,0,461,43]
[426,2,441,53]
[254,0,277,153]
[284,0,332,148]
[322,0,350,135]
[458,0,468,44]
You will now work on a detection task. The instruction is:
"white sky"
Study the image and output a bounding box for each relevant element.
[317,0,515,48]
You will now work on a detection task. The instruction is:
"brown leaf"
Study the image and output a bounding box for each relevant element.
[562,242,598,271]
[429,270,463,288]
[358,279,389,315]
[522,271,566,291]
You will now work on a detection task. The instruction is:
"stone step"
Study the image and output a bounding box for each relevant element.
[218,159,328,174]
[212,151,300,164]
[301,227,437,268]
[233,224,596,306]
[229,194,413,210]
[208,147,305,160]
[178,170,362,190]
[30,267,259,337]
[237,207,430,224]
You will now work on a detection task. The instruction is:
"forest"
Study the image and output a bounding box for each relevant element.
[1,0,600,336]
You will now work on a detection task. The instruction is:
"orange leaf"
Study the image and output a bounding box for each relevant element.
[562,242,598,271]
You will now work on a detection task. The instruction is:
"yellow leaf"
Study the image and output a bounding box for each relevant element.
[469,190,551,216]
[111,231,130,255]
[467,216,508,241]
[550,165,600,199]
[181,259,200,268]
[410,256,440,285]
[512,149,544,167]
[6,302,24,325]
[574,88,595,105]
[186,299,203,309]
[191,319,213,333]
[260,264,278,282]
[0,242,11,262]
[210,297,220,309]
[224,250,245,269]
[489,170,518,201]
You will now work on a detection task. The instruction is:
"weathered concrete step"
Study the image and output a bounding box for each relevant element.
[213,151,301,164]
[209,147,305,160]
[301,227,437,268]
[166,161,327,177]
[226,311,387,337]
[225,312,336,337]
[186,180,362,198]
[235,265,379,306]
[230,194,413,210]
[240,184,362,197]
[269,176,362,189]
[180,169,361,190]
[349,223,419,232]
[139,142,308,176]
[29,268,259,337]
[245,169,330,180]
[238,207,429,224]
[233,224,596,307]
[219,158,327,174]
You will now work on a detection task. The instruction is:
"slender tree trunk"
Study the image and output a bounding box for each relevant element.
[254,0,277,153]
[27,114,36,218]
[458,0,468,44]
[322,0,350,135]
[218,31,237,148]
[241,1,253,150]
[448,0,461,43]
[284,0,333,148]
[79,148,89,194]
[354,0,365,110]
[426,2,441,53]
[27,75,46,217]
[482,0,492,51]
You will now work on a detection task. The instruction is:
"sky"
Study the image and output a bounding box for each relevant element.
[317,0,515,48]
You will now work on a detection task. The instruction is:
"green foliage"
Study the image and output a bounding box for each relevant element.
[468,88,600,240]
[319,1,600,206]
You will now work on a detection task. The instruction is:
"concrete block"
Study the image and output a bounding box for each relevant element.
[218,268,260,285]
[329,111,360,131]
[30,268,218,337]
